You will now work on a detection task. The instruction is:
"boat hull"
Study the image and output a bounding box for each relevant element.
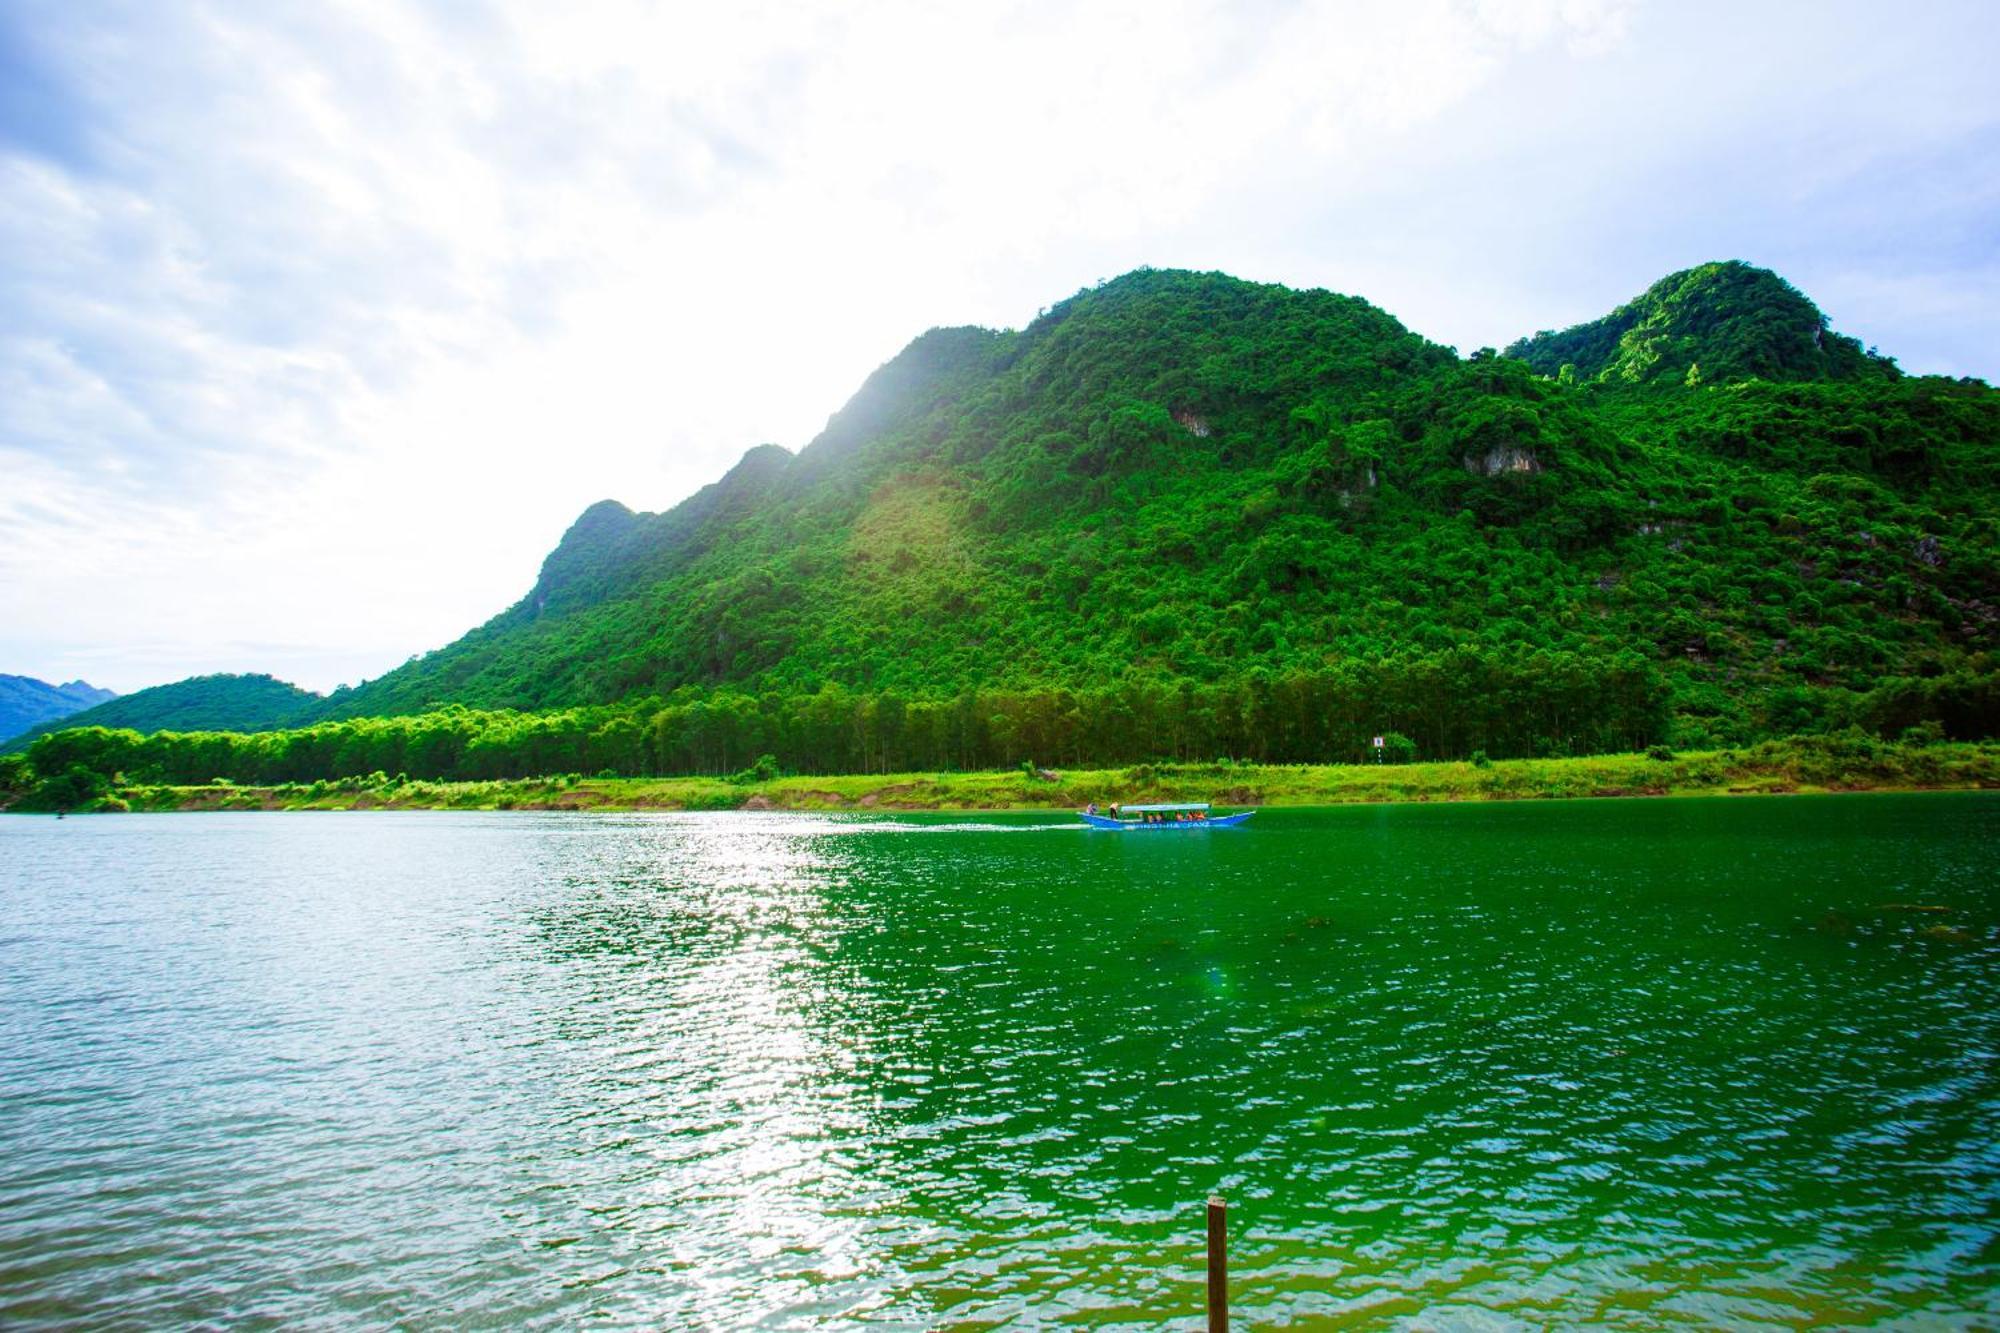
[1080,811,1254,829]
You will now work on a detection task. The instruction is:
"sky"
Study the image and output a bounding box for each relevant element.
[2,0,1996,695]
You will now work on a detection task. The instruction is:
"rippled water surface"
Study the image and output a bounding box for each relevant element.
[2,797,1998,1328]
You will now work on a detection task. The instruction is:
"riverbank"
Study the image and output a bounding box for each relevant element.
[17,735,1997,814]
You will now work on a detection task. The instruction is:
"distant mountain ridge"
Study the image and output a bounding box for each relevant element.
[3,673,320,752]
[0,675,116,744]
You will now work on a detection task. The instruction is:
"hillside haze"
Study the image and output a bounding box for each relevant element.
[320,262,1997,752]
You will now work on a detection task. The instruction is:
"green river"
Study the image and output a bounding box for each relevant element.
[2,795,1996,1327]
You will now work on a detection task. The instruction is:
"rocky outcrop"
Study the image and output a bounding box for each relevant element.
[1464,443,1542,476]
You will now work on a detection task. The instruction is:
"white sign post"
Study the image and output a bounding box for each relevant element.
[1372,735,1384,765]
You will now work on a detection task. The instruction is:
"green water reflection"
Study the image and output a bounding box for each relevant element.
[1,795,1996,1327]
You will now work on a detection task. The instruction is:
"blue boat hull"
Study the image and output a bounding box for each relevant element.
[1080,811,1254,829]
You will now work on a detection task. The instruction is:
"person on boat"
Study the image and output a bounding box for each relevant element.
[1085,801,1098,816]
[1109,803,1120,819]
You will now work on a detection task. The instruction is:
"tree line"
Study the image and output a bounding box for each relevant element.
[23,650,1661,786]
[12,655,1997,795]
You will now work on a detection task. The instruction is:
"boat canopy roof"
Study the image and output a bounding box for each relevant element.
[1118,803,1209,813]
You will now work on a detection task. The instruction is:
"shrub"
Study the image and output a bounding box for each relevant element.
[1471,750,1491,768]
[30,764,111,812]
[1646,744,1675,761]
[728,753,782,786]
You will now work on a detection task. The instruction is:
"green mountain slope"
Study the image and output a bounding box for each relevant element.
[4,673,321,752]
[332,271,1456,711]
[0,675,115,744]
[311,263,1995,757]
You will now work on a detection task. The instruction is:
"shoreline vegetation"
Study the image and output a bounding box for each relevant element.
[6,735,1995,816]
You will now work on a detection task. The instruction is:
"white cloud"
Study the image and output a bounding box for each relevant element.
[1,0,1995,693]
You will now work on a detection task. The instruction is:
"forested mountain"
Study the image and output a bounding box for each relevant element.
[1504,261,1894,386]
[0,676,115,744]
[3,673,320,752]
[299,261,1995,767]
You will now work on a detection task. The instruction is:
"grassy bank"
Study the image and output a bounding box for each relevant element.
[17,735,1998,815]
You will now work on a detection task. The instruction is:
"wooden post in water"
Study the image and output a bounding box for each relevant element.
[1206,1194,1227,1331]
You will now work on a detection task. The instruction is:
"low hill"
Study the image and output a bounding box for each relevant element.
[3,673,321,752]
[0,675,115,744]
[1503,261,1895,385]
[310,261,1996,760]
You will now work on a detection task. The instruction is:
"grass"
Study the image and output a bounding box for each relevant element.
[44,736,2000,815]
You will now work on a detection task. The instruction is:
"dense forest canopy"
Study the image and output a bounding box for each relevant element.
[15,261,1999,787]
